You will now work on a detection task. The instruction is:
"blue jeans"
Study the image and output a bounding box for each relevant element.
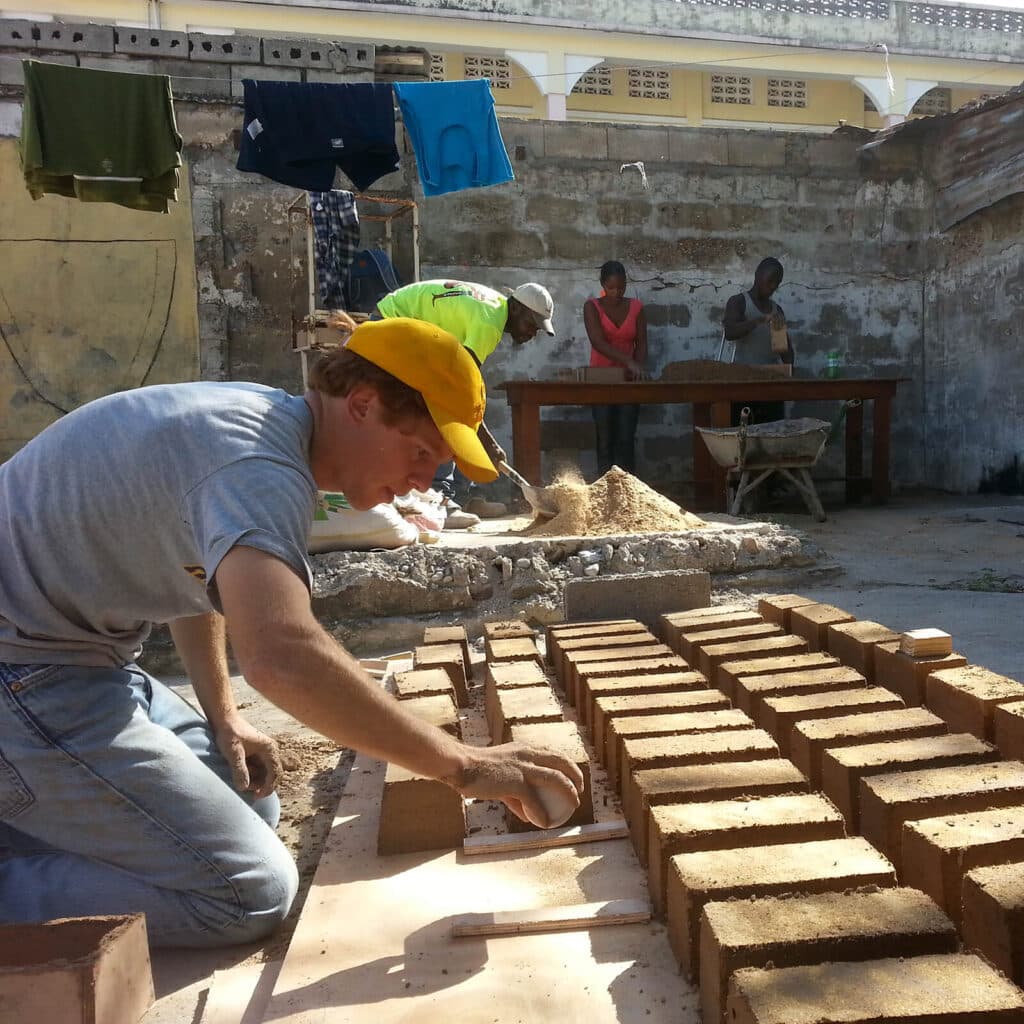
[592,404,640,476]
[0,662,298,947]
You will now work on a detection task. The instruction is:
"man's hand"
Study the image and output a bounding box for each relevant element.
[626,359,650,381]
[445,743,584,829]
[215,714,282,800]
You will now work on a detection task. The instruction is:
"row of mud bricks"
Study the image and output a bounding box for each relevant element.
[387,600,1024,1022]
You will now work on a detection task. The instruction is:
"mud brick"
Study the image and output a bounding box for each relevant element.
[790,707,947,789]
[927,665,1024,741]
[487,685,562,743]
[790,603,855,652]
[874,640,967,706]
[734,666,866,720]
[658,604,754,644]
[822,733,998,831]
[718,652,839,704]
[757,593,817,630]
[624,730,779,856]
[378,763,466,854]
[995,701,1024,760]
[393,667,457,704]
[586,672,706,740]
[398,693,460,739]
[861,761,1024,874]
[422,625,470,670]
[963,862,1024,987]
[554,630,655,688]
[826,620,900,680]
[649,793,844,917]
[484,660,547,700]
[566,643,674,706]
[701,887,957,1024]
[662,611,764,653]
[704,636,809,690]
[630,760,810,854]
[484,636,543,670]
[725,954,1024,1024]
[545,619,639,664]
[594,687,728,763]
[758,687,904,756]
[508,721,593,830]
[483,619,535,642]
[413,644,469,706]
[608,708,753,789]
[678,622,781,664]
[903,806,1024,925]
[666,836,895,979]
[578,654,689,726]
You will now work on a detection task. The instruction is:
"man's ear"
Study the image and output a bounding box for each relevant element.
[345,384,375,424]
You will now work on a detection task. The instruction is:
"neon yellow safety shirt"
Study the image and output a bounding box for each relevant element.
[376,280,508,363]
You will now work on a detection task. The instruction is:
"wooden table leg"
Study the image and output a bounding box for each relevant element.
[510,400,542,485]
[710,402,731,513]
[692,403,715,511]
[872,395,892,504]
[845,399,865,504]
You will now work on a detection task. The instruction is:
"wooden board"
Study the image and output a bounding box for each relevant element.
[463,821,629,856]
[451,899,650,938]
[261,753,697,1023]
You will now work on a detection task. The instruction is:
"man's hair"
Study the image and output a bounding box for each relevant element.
[599,260,627,283]
[308,347,430,427]
[756,257,784,280]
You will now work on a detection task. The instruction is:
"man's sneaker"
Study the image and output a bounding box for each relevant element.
[464,497,508,519]
[443,508,481,530]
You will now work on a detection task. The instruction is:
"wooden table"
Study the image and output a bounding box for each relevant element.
[502,378,902,512]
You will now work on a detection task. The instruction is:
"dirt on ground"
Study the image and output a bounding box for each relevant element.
[660,359,788,381]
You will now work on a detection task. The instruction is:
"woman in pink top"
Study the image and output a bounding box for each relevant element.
[583,260,648,475]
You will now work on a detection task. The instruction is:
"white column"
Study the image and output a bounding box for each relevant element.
[505,49,605,122]
[855,75,938,127]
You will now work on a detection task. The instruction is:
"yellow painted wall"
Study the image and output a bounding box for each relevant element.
[0,139,200,461]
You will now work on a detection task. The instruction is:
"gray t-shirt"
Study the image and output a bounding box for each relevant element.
[0,381,317,667]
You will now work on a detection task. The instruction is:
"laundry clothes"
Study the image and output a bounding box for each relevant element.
[392,79,513,198]
[309,191,360,308]
[20,60,182,213]
[237,81,400,191]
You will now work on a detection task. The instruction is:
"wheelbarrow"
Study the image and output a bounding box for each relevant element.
[696,401,861,522]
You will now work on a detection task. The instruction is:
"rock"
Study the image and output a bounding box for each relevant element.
[515,557,532,569]
[452,565,470,586]
[741,536,760,555]
[601,543,614,562]
[567,556,583,577]
[498,556,513,582]
[578,549,601,566]
[583,563,600,577]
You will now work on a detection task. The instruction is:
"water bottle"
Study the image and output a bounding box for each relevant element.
[826,350,841,379]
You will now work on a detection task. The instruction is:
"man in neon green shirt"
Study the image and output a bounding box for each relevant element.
[376,279,555,526]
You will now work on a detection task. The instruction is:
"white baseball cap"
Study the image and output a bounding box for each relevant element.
[510,283,555,336]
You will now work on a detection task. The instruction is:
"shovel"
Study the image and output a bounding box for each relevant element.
[497,461,560,519]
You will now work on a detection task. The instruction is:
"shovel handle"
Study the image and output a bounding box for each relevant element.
[498,460,533,491]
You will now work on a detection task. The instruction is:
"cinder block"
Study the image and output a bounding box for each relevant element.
[230,64,301,99]
[413,644,469,706]
[607,125,669,163]
[554,630,655,688]
[791,706,948,789]
[423,624,470,671]
[995,701,1024,760]
[826,620,901,681]
[563,569,711,629]
[669,128,728,165]
[625,730,779,856]
[927,665,1024,741]
[398,693,460,739]
[903,806,1024,925]
[487,685,562,744]
[823,733,998,831]
[545,121,607,159]
[963,861,1024,987]
[874,640,967,706]
[649,793,844,918]
[188,32,261,63]
[704,636,809,689]
[718,652,839,705]
[393,667,457,704]
[678,622,781,664]
[594,687,729,763]
[790,603,855,652]
[114,26,187,57]
[567,643,674,707]
[485,636,542,669]
[78,56,155,75]
[608,708,753,789]
[578,654,689,725]
[757,593,817,630]
[1,19,114,54]
[658,604,751,644]
[378,763,465,854]
[725,954,1024,1024]
[734,666,866,720]
[861,760,1024,874]
[758,686,904,755]
[508,720,593,830]
[162,59,231,100]
[263,36,337,69]
[726,132,787,168]
[701,888,958,1024]
[666,836,895,979]
[0,915,154,1024]
[484,619,536,642]
[0,52,74,86]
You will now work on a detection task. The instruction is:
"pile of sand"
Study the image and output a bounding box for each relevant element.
[661,360,787,382]
[528,467,706,537]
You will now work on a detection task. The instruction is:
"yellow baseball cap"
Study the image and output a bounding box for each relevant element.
[344,318,498,484]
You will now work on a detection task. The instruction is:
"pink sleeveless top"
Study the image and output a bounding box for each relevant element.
[588,298,643,368]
